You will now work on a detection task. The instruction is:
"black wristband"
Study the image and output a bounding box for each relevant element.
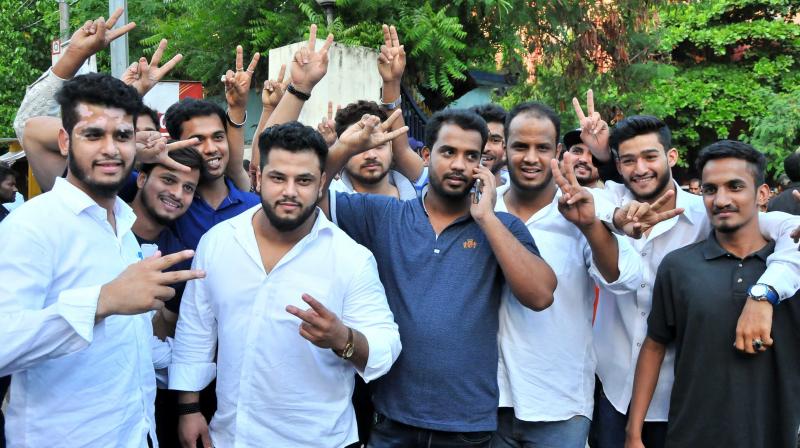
[177,402,202,416]
[287,84,311,101]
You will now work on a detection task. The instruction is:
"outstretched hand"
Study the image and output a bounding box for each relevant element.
[224,45,260,110]
[122,39,183,96]
[335,109,408,156]
[614,190,684,239]
[290,24,334,93]
[286,294,349,350]
[572,89,610,160]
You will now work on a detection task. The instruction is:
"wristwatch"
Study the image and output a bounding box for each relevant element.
[333,327,355,359]
[380,96,402,110]
[747,283,779,306]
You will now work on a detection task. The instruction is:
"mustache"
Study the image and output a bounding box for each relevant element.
[443,172,468,181]
[712,205,739,214]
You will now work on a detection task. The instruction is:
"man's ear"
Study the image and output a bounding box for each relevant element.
[318,171,328,199]
[667,147,679,168]
[136,171,147,189]
[756,182,770,207]
[421,146,431,166]
[255,166,262,193]
[58,128,70,158]
[555,142,564,160]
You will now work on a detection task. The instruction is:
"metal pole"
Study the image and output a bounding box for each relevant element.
[325,9,334,27]
[109,0,129,79]
[57,0,70,41]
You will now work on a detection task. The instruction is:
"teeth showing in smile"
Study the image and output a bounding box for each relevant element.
[207,158,221,169]
[160,197,180,210]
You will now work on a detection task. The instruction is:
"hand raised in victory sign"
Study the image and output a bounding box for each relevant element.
[122,39,183,96]
[290,24,334,94]
[613,190,685,239]
[572,89,610,161]
[224,45,260,110]
[334,109,408,156]
[286,294,350,351]
[551,157,598,229]
[378,24,406,84]
[136,132,200,173]
[317,101,338,148]
[262,63,288,110]
[53,8,136,79]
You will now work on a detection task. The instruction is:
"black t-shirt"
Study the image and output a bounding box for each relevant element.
[767,183,800,215]
[648,233,800,448]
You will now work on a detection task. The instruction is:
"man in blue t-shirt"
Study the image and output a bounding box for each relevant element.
[322,108,557,447]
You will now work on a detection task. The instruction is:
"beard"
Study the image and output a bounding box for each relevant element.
[623,170,672,202]
[261,198,318,232]
[428,171,472,201]
[67,146,131,198]
[345,164,390,186]
[140,189,176,226]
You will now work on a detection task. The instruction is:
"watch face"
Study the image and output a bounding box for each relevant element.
[344,344,355,358]
[750,284,767,297]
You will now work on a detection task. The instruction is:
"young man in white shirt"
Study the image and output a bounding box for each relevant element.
[0,73,203,448]
[172,121,401,448]
[589,115,800,448]
[490,102,641,447]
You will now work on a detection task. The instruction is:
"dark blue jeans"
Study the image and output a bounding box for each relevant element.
[589,383,666,448]
[490,407,590,448]
[368,413,492,448]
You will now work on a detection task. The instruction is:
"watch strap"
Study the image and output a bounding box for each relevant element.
[381,96,402,110]
[333,327,354,359]
[287,84,311,101]
[176,402,202,416]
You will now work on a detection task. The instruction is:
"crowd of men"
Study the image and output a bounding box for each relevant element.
[1,9,800,448]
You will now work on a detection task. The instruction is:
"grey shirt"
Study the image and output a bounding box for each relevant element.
[648,233,800,448]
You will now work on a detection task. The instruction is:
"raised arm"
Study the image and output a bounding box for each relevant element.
[23,117,65,192]
[266,24,333,127]
[222,45,260,191]
[378,25,424,182]
[572,89,611,162]
[250,64,289,182]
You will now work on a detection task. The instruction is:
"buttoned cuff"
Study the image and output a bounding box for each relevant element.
[758,263,800,302]
[590,235,642,294]
[590,190,621,234]
[56,285,101,343]
[356,327,401,383]
[168,362,217,391]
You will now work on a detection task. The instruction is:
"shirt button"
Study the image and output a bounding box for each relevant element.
[738,263,743,267]
[640,283,647,289]
[636,342,642,347]
[641,311,646,316]
[737,278,743,283]
[641,252,647,257]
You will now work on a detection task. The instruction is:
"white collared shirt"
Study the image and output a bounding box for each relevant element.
[329,169,419,200]
[0,177,158,448]
[170,206,401,448]
[593,180,800,421]
[495,185,642,421]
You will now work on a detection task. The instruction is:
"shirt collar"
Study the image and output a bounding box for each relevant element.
[495,182,560,225]
[418,185,473,224]
[231,204,334,240]
[702,231,776,261]
[51,177,136,235]
[340,170,417,200]
[222,177,247,204]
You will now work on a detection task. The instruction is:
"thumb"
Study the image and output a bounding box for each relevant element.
[201,427,212,448]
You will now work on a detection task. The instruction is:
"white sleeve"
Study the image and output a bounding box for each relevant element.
[168,243,218,391]
[0,224,98,376]
[757,211,800,301]
[13,68,67,142]
[586,233,642,294]
[341,255,401,382]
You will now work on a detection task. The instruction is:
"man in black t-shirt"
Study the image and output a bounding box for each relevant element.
[625,140,800,448]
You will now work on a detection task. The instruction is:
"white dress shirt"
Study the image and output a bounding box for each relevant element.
[329,169,419,200]
[0,177,158,448]
[170,206,401,448]
[495,185,642,421]
[593,180,800,421]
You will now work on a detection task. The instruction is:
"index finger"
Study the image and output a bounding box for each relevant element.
[247,52,260,72]
[379,108,402,132]
[301,293,332,317]
[550,159,571,192]
[572,97,587,122]
[160,268,206,285]
[390,25,400,48]
[327,101,334,120]
[151,39,167,66]
[319,33,334,55]
[562,153,581,187]
[382,24,392,47]
[587,89,595,116]
[650,189,675,211]
[156,53,183,78]
[106,7,123,28]
[166,137,200,152]
[308,24,317,52]
[151,249,195,271]
[106,21,136,42]
[235,45,243,70]
[277,63,287,83]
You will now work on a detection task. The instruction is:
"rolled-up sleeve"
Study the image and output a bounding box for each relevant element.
[587,233,642,294]
[341,255,401,383]
[169,247,218,391]
[757,211,800,301]
[13,68,66,141]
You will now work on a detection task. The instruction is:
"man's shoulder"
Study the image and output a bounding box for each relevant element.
[495,210,527,229]
[661,239,706,269]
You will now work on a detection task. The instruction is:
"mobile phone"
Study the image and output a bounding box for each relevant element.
[473,178,482,204]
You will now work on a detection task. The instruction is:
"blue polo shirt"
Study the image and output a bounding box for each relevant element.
[174,177,259,250]
[331,191,539,432]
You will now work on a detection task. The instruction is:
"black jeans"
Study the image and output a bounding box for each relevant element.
[368,413,492,448]
[588,381,666,448]
[0,376,8,448]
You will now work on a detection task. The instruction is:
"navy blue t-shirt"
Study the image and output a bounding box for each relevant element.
[332,192,539,432]
[174,177,259,250]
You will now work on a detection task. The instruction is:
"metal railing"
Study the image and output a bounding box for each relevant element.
[400,84,428,142]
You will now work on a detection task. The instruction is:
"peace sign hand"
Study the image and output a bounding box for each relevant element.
[614,190,685,239]
[122,39,183,96]
[572,89,610,159]
[551,157,597,229]
[317,101,338,148]
[262,64,288,110]
[334,109,408,156]
[286,294,350,350]
[378,25,406,83]
[224,45,260,110]
[136,131,199,173]
[290,24,334,94]
[66,7,136,62]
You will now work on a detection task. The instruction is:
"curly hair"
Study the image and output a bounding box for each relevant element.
[258,121,328,171]
[164,98,227,140]
[334,100,388,137]
[55,73,143,136]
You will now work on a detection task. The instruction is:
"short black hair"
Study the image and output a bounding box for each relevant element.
[335,100,387,137]
[783,152,800,183]
[505,102,560,143]
[165,98,227,140]
[0,164,15,183]
[609,115,672,158]
[470,103,507,126]
[424,109,488,150]
[258,122,328,171]
[139,146,205,176]
[137,105,160,130]
[696,140,767,186]
[55,73,143,136]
